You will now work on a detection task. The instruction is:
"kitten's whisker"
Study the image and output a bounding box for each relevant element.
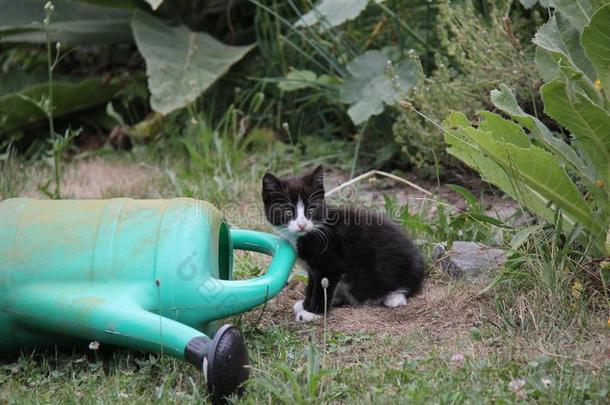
[266,191,292,204]
[311,230,327,252]
[311,225,330,253]
[306,189,325,204]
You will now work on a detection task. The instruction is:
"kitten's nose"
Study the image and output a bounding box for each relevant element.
[298,223,306,231]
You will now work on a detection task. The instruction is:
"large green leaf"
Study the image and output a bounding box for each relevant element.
[132,11,254,115]
[339,50,418,125]
[542,79,610,185]
[295,0,378,31]
[0,76,123,134]
[533,12,595,80]
[448,112,603,243]
[476,133,597,231]
[477,112,531,148]
[446,111,610,255]
[581,4,610,100]
[445,111,567,232]
[555,59,605,106]
[490,84,595,184]
[549,0,594,31]
[0,0,132,44]
[474,127,604,251]
[535,48,561,82]
[0,71,48,97]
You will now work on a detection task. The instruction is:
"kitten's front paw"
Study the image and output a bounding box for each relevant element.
[293,299,304,315]
[295,309,321,322]
[383,291,407,308]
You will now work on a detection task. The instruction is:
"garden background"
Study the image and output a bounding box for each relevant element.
[1,0,609,403]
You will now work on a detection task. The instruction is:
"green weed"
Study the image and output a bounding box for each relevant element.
[393,0,541,178]
[384,186,507,249]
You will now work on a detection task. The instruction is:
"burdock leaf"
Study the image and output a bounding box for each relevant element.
[132,11,254,115]
[339,50,418,125]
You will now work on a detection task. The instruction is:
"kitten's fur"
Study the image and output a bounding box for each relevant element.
[262,165,425,322]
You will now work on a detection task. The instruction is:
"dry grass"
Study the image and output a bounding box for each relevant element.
[60,158,165,198]
[240,272,610,368]
[242,277,490,357]
[12,157,171,200]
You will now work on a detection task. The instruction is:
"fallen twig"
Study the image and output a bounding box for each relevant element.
[325,170,432,197]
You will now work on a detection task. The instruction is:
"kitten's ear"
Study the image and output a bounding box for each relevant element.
[308,165,325,195]
[310,165,324,185]
[262,172,283,195]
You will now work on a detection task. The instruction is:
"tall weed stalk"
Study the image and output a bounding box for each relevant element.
[38,1,79,199]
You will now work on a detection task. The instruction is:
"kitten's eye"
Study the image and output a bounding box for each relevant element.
[285,208,293,217]
[307,207,316,216]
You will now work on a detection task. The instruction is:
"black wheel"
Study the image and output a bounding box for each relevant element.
[184,324,250,403]
[206,324,250,401]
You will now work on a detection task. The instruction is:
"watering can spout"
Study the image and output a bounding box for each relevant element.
[212,229,296,317]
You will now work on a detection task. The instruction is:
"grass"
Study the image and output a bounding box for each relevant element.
[245,331,608,404]
[0,140,608,404]
[1,316,607,403]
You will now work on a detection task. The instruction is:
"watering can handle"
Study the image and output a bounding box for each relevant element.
[213,229,296,315]
[230,228,294,259]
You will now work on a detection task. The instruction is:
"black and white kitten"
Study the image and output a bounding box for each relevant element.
[262,165,425,322]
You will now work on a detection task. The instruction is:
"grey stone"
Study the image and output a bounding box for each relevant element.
[432,241,507,279]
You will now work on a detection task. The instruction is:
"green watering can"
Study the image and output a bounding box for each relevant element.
[0,198,296,400]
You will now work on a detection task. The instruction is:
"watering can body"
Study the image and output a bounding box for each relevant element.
[0,198,296,399]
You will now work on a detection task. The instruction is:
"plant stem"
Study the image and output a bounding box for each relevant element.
[349,120,369,179]
[45,16,55,138]
[321,277,328,368]
[53,140,61,199]
[44,2,61,199]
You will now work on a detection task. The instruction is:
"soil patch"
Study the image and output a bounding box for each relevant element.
[241,277,492,359]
